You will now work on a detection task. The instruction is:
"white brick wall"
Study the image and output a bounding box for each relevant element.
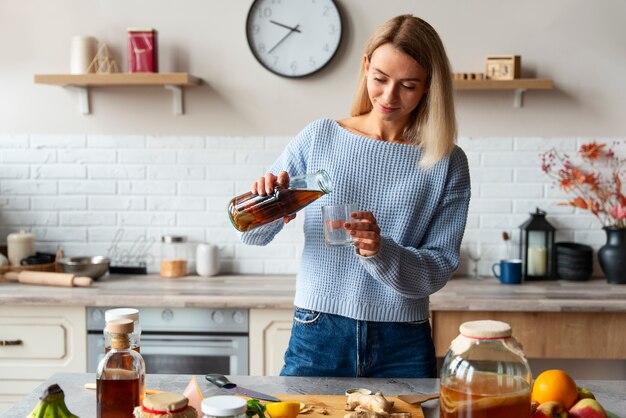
[0,134,623,278]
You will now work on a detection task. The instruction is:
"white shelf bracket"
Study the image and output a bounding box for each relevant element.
[67,86,90,114]
[514,88,527,108]
[165,84,184,115]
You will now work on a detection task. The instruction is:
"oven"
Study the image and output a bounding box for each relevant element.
[87,307,248,375]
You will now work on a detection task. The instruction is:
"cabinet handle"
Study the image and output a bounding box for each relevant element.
[0,339,23,346]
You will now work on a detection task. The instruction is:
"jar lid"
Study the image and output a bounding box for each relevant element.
[201,395,247,416]
[142,392,189,412]
[162,235,187,243]
[7,230,36,242]
[106,318,134,334]
[459,320,512,339]
[105,308,139,323]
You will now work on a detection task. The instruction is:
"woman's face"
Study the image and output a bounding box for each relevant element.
[364,43,428,124]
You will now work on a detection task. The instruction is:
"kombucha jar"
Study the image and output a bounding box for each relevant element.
[201,395,247,418]
[439,320,532,418]
[97,319,145,418]
[104,308,141,352]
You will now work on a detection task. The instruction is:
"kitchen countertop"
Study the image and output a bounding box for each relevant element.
[1,273,625,312]
[5,373,626,418]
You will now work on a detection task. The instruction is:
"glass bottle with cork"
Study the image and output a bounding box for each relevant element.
[104,308,141,353]
[439,320,532,418]
[97,318,146,418]
[228,169,332,232]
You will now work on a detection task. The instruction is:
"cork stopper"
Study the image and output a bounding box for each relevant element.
[106,318,134,334]
[143,392,189,412]
[459,320,512,339]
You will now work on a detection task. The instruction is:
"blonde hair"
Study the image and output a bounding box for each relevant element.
[350,15,456,167]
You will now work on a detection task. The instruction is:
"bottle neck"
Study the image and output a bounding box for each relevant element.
[289,170,332,193]
[111,334,131,350]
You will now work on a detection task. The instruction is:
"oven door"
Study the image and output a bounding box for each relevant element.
[88,334,248,375]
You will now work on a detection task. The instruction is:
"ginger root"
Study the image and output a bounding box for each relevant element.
[345,391,395,416]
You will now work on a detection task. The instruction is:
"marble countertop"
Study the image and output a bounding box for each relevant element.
[6,373,626,418]
[1,273,625,312]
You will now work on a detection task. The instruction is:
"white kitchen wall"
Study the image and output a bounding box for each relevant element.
[2,133,623,276]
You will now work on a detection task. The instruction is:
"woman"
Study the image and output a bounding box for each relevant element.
[240,14,470,377]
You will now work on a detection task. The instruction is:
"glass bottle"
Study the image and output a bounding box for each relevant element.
[97,319,146,418]
[161,235,188,278]
[439,320,532,418]
[103,308,141,353]
[201,395,247,418]
[228,169,332,232]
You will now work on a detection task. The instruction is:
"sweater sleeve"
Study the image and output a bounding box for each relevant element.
[357,147,471,298]
[239,122,316,246]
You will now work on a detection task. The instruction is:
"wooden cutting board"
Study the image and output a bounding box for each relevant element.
[266,394,424,418]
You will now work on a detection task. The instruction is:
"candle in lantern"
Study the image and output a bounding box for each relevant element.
[527,246,547,276]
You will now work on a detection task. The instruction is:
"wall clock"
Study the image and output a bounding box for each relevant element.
[246,0,343,78]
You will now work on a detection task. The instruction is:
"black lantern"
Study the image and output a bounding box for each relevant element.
[519,208,556,281]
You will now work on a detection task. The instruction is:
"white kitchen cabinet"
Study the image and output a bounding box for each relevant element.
[249,309,293,376]
[0,305,86,413]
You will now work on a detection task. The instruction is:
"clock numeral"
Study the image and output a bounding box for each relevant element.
[328,23,337,35]
[257,7,272,19]
[323,43,329,52]
[273,56,279,66]
[257,43,267,54]
[309,57,317,68]
[252,24,260,35]
[270,0,281,3]
[323,5,330,16]
[290,61,298,73]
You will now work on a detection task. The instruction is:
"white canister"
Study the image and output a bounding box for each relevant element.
[196,243,219,277]
[7,230,36,266]
[70,36,98,74]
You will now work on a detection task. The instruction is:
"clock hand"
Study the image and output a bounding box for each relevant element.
[270,20,302,33]
[268,24,300,54]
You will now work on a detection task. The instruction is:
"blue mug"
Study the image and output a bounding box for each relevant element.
[492,259,523,284]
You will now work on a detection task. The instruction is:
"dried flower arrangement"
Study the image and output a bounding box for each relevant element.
[541,141,626,229]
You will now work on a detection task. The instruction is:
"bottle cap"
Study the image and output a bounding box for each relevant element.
[459,320,512,339]
[162,235,187,243]
[201,395,247,416]
[106,318,134,334]
[105,308,139,323]
[142,392,190,413]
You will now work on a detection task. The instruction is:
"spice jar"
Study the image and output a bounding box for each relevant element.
[439,320,532,418]
[7,230,36,266]
[160,235,188,278]
[201,396,247,418]
[104,308,141,352]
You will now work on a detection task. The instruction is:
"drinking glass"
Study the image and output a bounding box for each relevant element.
[322,204,358,247]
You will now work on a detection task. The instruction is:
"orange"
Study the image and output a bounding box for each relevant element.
[265,401,302,418]
[531,369,578,409]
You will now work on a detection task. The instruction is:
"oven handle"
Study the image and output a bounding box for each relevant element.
[139,334,246,347]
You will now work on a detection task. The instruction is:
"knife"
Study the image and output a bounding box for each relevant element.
[205,374,280,402]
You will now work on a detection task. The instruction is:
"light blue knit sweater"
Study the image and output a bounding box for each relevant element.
[241,119,471,322]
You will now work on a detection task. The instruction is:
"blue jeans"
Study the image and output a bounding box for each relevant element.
[280,308,437,378]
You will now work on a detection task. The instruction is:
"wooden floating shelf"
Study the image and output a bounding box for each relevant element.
[453,78,554,107]
[33,73,202,115]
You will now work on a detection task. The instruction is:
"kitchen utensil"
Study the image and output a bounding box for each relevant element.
[4,270,92,287]
[397,393,440,405]
[263,394,424,418]
[59,256,110,280]
[205,374,280,402]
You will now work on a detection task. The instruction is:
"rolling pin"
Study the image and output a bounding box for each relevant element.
[4,271,92,287]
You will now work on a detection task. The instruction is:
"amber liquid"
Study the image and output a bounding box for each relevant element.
[105,345,140,353]
[97,370,141,418]
[440,372,530,418]
[228,188,324,232]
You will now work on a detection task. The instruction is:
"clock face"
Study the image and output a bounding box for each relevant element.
[246,0,343,78]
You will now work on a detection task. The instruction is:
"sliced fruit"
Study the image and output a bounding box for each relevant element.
[265,401,302,418]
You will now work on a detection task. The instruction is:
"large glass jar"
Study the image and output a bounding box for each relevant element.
[439,320,532,418]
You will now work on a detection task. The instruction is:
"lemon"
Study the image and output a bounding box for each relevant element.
[265,401,302,418]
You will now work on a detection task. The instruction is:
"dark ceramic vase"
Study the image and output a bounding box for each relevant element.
[598,227,626,284]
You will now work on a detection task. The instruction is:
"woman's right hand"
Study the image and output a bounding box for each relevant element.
[251,171,296,223]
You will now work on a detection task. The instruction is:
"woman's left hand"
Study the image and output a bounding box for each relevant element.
[344,211,381,257]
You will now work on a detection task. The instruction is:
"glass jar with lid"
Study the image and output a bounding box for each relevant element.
[104,308,141,352]
[201,395,247,418]
[161,235,188,278]
[439,320,532,418]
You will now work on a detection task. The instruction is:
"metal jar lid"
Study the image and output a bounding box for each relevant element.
[162,235,187,243]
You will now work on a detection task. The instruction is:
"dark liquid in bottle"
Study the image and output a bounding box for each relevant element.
[105,345,140,353]
[97,371,140,418]
[228,188,324,232]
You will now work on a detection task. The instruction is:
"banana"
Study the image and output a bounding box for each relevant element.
[28,384,79,418]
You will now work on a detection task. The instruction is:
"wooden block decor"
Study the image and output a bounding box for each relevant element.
[485,55,521,80]
[453,72,484,80]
